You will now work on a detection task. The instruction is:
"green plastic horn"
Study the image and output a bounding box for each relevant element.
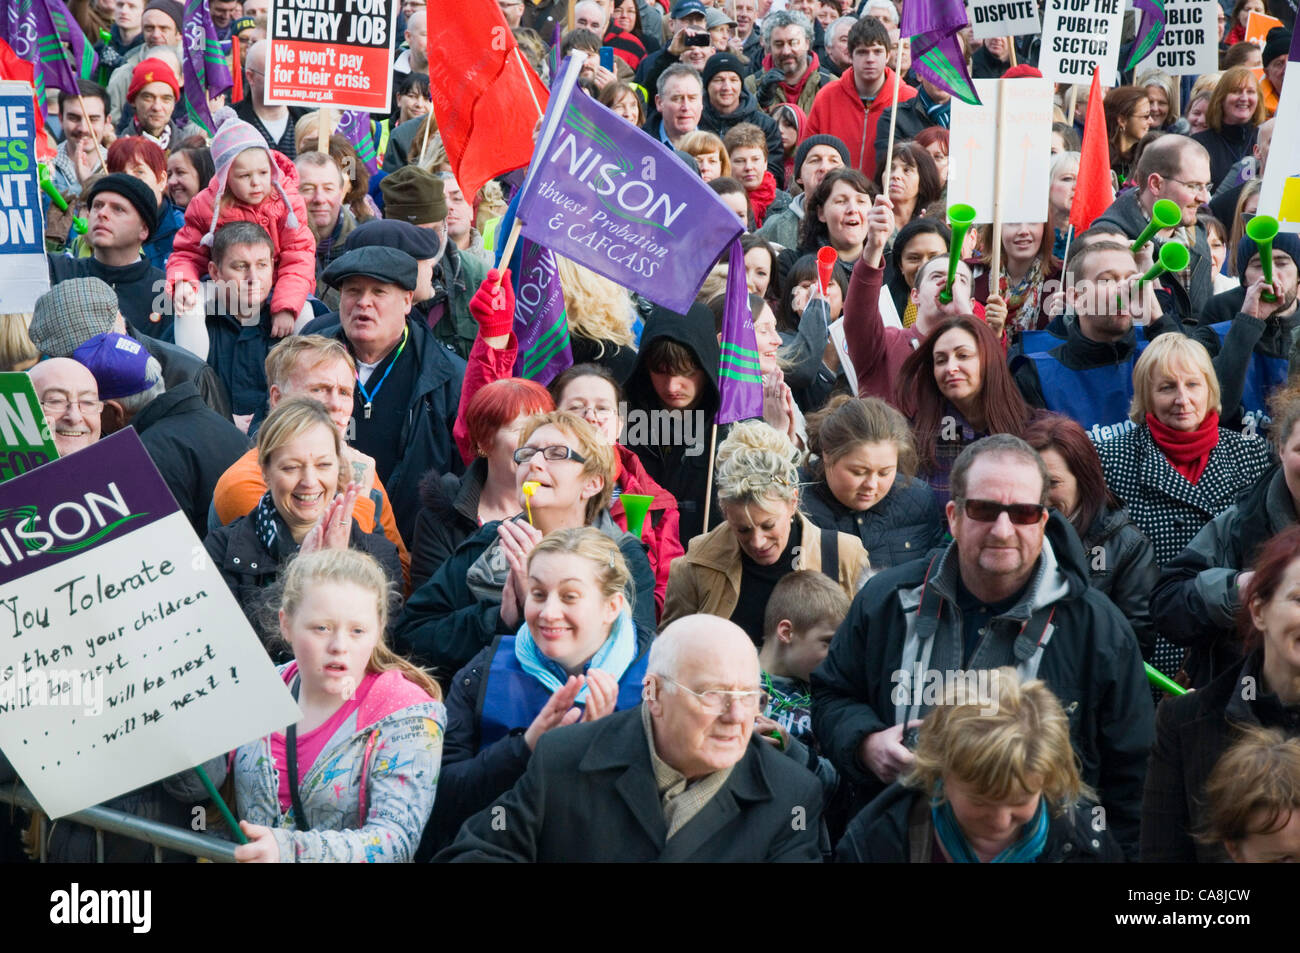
[940,203,976,304]
[1137,240,1190,285]
[1246,214,1280,302]
[1130,198,1182,252]
[621,494,654,540]
[37,165,88,235]
[1146,662,1187,696]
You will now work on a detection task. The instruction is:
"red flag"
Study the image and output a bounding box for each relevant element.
[426,0,549,200]
[231,36,243,103]
[0,40,54,163]
[1070,67,1113,234]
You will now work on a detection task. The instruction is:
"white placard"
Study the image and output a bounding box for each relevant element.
[947,77,1054,225]
[1260,57,1300,233]
[966,0,1043,40]
[1037,0,1126,87]
[1132,0,1218,77]
[0,432,300,818]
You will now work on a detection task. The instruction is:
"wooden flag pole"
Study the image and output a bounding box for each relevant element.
[513,46,545,119]
[1066,83,1078,126]
[494,219,524,290]
[882,38,905,192]
[990,82,1009,283]
[1007,36,1017,68]
[701,422,719,532]
[317,106,333,153]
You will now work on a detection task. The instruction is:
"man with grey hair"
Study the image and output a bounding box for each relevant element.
[823,15,856,75]
[813,434,1154,859]
[648,63,704,148]
[77,331,248,536]
[748,9,832,114]
[572,0,609,35]
[106,0,184,125]
[439,615,823,862]
[236,39,307,158]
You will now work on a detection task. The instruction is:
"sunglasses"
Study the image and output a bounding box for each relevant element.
[958,499,1046,525]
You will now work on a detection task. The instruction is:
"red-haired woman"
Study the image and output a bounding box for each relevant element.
[1142,523,1300,862]
[895,314,1031,504]
[106,136,180,269]
[410,377,554,589]
[1025,413,1158,659]
[913,126,949,193]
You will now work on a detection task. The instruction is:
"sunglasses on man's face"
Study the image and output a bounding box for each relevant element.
[959,499,1046,525]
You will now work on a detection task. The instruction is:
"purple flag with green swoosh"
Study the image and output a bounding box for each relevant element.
[1124,0,1168,72]
[900,0,981,106]
[183,0,233,135]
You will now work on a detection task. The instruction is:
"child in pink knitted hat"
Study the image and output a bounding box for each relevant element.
[167,115,316,337]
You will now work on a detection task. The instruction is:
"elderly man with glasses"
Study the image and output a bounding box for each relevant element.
[812,435,1154,861]
[438,614,823,861]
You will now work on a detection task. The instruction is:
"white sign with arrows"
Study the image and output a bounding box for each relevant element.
[947,77,1053,225]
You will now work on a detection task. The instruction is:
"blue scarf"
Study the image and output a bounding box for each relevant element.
[514,608,637,704]
[931,783,1050,863]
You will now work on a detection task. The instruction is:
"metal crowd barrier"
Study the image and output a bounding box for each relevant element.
[0,784,237,863]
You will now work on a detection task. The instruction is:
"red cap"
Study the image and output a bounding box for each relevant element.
[1002,65,1043,80]
[128,58,180,102]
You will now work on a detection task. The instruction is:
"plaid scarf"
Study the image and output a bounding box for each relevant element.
[999,256,1046,332]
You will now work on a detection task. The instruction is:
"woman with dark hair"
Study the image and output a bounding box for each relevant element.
[598,80,645,126]
[165,146,214,211]
[1104,86,1153,186]
[1224,0,1264,45]
[875,141,941,230]
[709,176,753,228]
[895,314,1031,503]
[780,167,874,289]
[741,232,778,300]
[1193,66,1266,191]
[887,218,950,326]
[777,253,847,412]
[1141,523,1300,862]
[608,0,652,56]
[1025,413,1158,658]
[802,395,944,569]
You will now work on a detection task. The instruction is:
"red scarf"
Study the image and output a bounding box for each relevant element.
[748,170,778,226]
[761,52,822,103]
[1146,410,1220,484]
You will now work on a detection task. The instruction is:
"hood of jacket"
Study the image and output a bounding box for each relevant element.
[623,301,721,414]
[702,88,765,132]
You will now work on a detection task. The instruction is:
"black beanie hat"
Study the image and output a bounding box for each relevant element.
[793,134,851,184]
[85,172,159,240]
[1264,28,1292,67]
[702,52,747,89]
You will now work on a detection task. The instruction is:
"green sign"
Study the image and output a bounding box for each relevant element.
[0,372,58,484]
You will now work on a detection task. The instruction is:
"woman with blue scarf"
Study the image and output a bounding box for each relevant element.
[836,668,1125,863]
[418,527,651,859]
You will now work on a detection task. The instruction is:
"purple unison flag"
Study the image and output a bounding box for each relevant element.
[900,0,980,106]
[1124,0,1167,72]
[716,237,763,425]
[336,111,379,176]
[4,0,80,101]
[46,0,98,81]
[182,0,233,135]
[516,53,743,315]
[496,189,573,385]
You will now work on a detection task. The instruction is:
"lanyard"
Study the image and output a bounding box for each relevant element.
[355,325,409,419]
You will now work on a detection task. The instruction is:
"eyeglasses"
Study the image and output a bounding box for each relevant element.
[1164,177,1211,196]
[661,677,767,715]
[513,445,587,465]
[40,396,104,415]
[958,499,1046,525]
[565,403,616,421]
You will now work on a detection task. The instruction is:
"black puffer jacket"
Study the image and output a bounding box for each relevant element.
[836,782,1124,863]
[799,474,945,571]
[623,303,725,546]
[811,510,1155,858]
[1150,465,1296,687]
[409,459,485,592]
[698,89,787,186]
[1081,503,1158,661]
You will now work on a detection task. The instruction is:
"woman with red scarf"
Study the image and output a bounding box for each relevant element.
[1095,334,1272,680]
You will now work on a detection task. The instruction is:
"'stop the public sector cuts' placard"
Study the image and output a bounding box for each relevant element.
[264,0,398,113]
[1038,0,1126,87]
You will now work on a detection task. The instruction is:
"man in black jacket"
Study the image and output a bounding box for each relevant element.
[77,332,248,536]
[313,246,465,543]
[873,79,952,172]
[699,52,786,185]
[47,173,167,339]
[1093,135,1215,316]
[811,435,1154,858]
[438,615,823,862]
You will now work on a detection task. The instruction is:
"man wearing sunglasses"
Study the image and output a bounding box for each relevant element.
[439,615,823,862]
[813,435,1154,860]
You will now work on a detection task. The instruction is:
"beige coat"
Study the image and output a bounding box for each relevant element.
[661,512,872,628]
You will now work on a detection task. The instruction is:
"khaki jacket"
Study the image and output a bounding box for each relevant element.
[662,512,872,627]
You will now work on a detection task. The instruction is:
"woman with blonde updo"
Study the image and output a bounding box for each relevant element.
[838,667,1124,863]
[661,420,871,645]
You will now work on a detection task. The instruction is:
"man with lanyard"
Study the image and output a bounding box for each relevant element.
[314,246,466,543]
[812,435,1153,859]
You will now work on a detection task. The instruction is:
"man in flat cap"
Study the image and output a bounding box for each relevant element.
[381,166,485,359]
[313,245,467,542]
[47,173,169,340]
[30,277,231,419]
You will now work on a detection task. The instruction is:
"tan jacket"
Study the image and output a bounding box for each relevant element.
[662,512,872,628]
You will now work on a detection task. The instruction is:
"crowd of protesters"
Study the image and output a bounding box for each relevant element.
[2,0,1300,865]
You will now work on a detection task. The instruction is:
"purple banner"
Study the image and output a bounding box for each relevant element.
[0,429,175,588]
[716,237,763,425]
[183,0,233,135]
[516,54,743,315]
[336,110,379,176]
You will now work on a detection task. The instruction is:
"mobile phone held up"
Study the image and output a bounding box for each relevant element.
[599,46,614,71]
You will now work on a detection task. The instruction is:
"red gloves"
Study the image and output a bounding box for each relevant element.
[469,268,515,338]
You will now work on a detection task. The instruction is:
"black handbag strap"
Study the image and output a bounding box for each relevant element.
[819,527,839,583]
[286,677,308,828]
